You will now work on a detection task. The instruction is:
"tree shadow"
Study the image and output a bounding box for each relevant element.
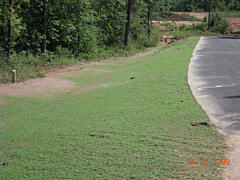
[217,36,240,40]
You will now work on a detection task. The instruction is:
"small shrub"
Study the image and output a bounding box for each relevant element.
[193,22,208,32]
[210,14,229,34]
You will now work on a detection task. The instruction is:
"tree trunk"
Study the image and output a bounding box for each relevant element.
[124,0,132,47]
[208,0,211,30]
[7,0,13,63]
[192,0,195,11]
[42,0,47,53]
[226,0,229,6]
[147,3,151,39]
[77,0,80,55]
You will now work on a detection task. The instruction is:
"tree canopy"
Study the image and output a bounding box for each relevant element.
[0,0,239,62]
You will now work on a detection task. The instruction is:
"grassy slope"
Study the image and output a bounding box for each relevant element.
[0,37,226,179]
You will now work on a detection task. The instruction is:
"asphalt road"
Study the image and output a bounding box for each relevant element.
[188,36,240,135]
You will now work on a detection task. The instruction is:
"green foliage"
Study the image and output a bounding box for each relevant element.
[206,13,229,33]
[153,0,240,12]
[211,14,229,33]
[174,13,228,35]
[0,0,158,66]
[192,21,208,32]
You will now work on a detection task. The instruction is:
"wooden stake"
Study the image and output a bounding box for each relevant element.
[12,70,16,83]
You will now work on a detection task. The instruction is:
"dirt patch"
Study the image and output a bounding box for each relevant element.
[0,77,77,98]
[228,18,240,34]
[153,21,167,30]
[175,12,208,20]
[0,67,114,98]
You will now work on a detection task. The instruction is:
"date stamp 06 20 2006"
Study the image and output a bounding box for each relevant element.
[186,158,231,166]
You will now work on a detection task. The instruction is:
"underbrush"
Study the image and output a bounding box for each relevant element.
[218,11,240,18]
[0,33,158,83]
[154,11,199,21]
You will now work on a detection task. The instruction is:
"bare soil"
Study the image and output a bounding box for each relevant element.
[0,77,77,98]
[228,17,240,34]
[152,21,167,30]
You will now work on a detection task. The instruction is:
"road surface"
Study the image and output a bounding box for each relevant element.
[189,36,240,135]
[188,36,240,180]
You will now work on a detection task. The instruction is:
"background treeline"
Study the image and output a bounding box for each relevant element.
[156,0,240,12]
[0,0,238,62]
[0,0,158,64]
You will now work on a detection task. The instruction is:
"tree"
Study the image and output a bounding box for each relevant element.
[7,0,13,62]
[42,0,47,53]
[145,0,155,39]
[208,0,212,30]
[124,0,133,46]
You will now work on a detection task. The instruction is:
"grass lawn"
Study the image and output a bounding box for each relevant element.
[0,37,226,179]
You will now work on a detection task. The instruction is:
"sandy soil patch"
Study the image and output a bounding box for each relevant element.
[0,66,113,98]
[228,18,240,33]
[153,21,167,30]
[0,77,77,98]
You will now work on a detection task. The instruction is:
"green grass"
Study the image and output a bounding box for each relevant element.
[0,37,226,179]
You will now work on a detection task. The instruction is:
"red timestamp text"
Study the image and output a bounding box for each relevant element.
[186,158,231,166]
